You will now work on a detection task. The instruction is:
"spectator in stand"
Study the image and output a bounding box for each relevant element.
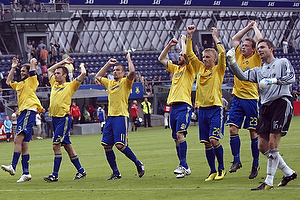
[65,59,75,82]
[168,49,176,63]
[49,42,57,64]
[70,101,81,129]
[288,42,295,54]
[37,40,46,60]
[135,71,142,82]
[130,100,139,131]
[45,108,53,138]
[54,40,61,60]
[98,104,105,133]
[141,98,152,128]
[195,42,200,58]
[11,107,19,138]
[212,42,218,52]
[174,49,180,64]
[41,62,47,75]
[1,74,10,100]
[40,46,48,64]
[40,108,46,139]
[282,38,288,54]
[107,71,114,80]
[4,116,12,142]
[203,40,209,49]
[36,61,42,84]
[290,36,298,53]
[31,41,37,59]
[62,51,69,60]
[89,72,95,84]
[163,103,171,129]
[36,113,43,139]
[82,70,89,85]
[28,0,36,12]
[26,41,33,62]
[41,72,50,88]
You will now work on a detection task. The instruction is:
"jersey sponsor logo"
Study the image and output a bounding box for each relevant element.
[174,71,183,78]
[53,87,64,91]
[17,87,24,94]
[109,85,120,90]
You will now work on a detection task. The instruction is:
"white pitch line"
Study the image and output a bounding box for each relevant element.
[0,187,299,192]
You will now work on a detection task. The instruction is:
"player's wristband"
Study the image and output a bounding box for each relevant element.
[29,70,36,77]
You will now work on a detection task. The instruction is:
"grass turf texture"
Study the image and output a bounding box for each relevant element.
[0,116,299,200]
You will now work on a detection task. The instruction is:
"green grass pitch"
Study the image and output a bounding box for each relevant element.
[0,116,299,200]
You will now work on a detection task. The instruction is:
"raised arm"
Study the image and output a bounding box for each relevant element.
[47,57,73,78]
[232,21,255,49]
[252,22,263,42]
[158,38,178,68]
[181,34,187,54]
[95,58,117,81]
[212,27,225,50]
[6,57,18,85]
[75,63,87,82]
[30,58,37,72]
[186,25,198,61]
[126,51,135,81]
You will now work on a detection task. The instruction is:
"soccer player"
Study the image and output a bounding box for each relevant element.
[227,39,297,190]
[187,25,226,181]
[158,34,196,178]
[227,21,263,179]
[44,58,87,182]
[1,58,43,182]
[95,52,145,180]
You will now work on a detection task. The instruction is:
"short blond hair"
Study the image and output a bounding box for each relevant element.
[203,48,217,58]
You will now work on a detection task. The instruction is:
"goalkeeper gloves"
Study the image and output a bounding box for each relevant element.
[259,78,277,89]
[226,47,236,65]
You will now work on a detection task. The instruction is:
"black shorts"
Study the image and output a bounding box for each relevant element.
[256,97,293,136]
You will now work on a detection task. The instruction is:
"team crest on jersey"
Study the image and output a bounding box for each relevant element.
[174,71,183,78]
[109,85,120,90]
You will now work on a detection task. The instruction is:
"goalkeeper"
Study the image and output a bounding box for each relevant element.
[227,39,297,190]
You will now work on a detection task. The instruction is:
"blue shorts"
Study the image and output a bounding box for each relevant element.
[101,116,129,147]
[170,103,192,140]
[17,110,36,142]
[52,115,71,145]
[198,106,224,143]
[226,96,259,130]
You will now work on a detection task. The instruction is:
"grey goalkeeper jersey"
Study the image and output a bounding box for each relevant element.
[229,58,295,105]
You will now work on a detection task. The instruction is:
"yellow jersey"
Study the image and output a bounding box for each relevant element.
[10,75,43,113]
[49,76,81,117]
[100,77,133,117]
[232,45,261,99]
[166,61,196,106]
[186,39,226,107]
